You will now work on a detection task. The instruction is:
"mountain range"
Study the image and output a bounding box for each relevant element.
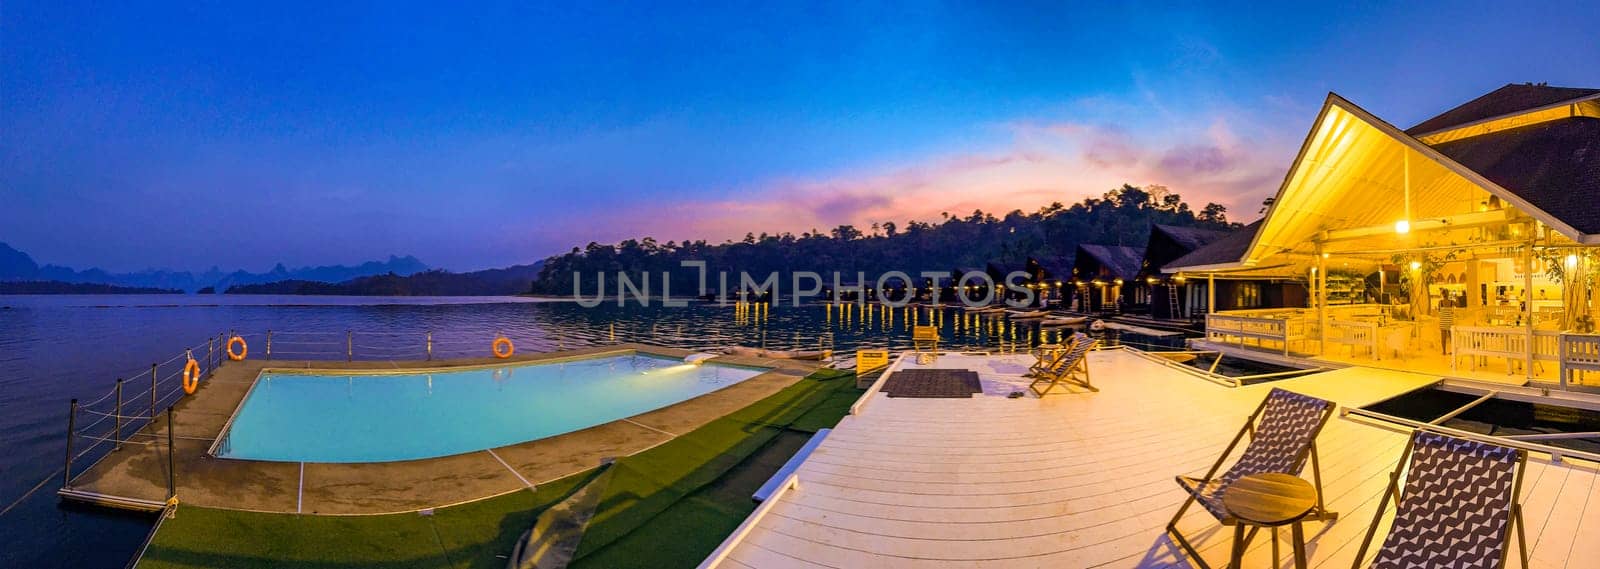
[0,241,429,293]
[223,265,545,296]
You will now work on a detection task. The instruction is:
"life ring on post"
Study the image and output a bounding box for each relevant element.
[492,337,515,359]
[227,335,248,361]
[182,357,202,394]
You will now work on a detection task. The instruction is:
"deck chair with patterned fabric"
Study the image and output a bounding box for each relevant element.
[1351,430,1528,569]
[1028,332,1097,395]
[1166,388,1336,569]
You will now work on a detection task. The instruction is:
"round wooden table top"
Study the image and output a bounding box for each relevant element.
[1223,473,1317,526]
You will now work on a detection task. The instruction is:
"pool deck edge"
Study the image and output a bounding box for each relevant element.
[58,343,820,515]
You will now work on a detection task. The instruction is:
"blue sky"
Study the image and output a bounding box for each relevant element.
[3,2,1598,271]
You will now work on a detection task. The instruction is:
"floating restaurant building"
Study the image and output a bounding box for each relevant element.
[1166,83,1600,389]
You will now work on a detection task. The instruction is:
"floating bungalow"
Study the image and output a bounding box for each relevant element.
[1071,243,1142,313]
[951,266,994,303]
[1138,224,1231,319]
[1169,83,1600,390]
[985,260,1033,303]
[1025,255,1074,307]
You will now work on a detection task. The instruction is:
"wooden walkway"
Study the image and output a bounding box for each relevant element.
[704,350,1600,568]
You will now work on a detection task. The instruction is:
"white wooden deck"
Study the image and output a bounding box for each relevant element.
[704,349,1600,568]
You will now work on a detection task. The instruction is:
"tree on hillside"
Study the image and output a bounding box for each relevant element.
[531,183,1241,295]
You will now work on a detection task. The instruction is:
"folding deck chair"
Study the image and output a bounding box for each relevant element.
[1351,429,1528,569]
[1166,388,1336,569]
[1028,332,1097,395]
[1026,336,1079,377]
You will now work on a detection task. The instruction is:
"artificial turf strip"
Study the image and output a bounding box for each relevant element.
[571,369,856,557]
[570,430,815,569]
[135,369,859,569]
[137,473,593,569]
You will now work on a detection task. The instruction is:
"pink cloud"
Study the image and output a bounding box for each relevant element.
[525,109,1298,248]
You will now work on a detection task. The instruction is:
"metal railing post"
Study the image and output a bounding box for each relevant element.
[426,331,433,361]
[165,408,176,501]
[64,399,77,487]
[266,330,273,360]
[150,363,159,423]
[207,336,215,375]
[347,330,353,361]
[114,379,124,448]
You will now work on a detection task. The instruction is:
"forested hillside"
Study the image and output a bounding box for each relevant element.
[532,184,1240,295]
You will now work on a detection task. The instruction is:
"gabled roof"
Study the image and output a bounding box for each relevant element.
[1162,220,1261,272]
[1430,117,1600,235]
[986,261,1026,277]
[1028,255,1074,279]
[1074,244,1142,280]
[1151,224,1230,252]
[1407,84,1600,136]
[1250,91,1600,265]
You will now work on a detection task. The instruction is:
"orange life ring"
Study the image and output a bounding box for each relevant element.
[227,336,248,361]
[182,358,202,394]
[492,337,514,359]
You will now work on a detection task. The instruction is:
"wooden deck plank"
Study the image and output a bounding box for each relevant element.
[704,350,1600,569]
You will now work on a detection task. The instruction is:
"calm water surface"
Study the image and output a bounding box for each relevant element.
[220,354,763,463]
[0,294,1166,566]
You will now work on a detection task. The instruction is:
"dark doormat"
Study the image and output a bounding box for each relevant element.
[882,369,982,398]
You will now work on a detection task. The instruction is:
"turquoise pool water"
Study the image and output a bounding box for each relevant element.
[215,352,764,462]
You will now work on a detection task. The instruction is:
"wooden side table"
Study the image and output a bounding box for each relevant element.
[1223,473,1318,568]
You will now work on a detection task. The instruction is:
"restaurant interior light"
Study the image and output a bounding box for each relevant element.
[1567,254,1580,270]
[1394,220,1410,234]
[1409,260,1422,271]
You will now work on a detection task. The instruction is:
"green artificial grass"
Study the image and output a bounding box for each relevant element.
[136,369,861,569]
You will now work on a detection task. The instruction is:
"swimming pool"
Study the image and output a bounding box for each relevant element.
[214,352,765,462]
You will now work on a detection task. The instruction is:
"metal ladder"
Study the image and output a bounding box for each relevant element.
[1166,283,1181,318]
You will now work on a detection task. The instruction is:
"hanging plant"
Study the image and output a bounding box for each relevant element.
[1533,247,1597,289]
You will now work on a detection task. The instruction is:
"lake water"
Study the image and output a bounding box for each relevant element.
[0,294,1177,566]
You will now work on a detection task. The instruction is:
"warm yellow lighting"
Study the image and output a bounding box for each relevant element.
[1321,252,1330,259]
[1394,220,1410,234]
[1147,277,1159,285]
[1113,279,1124,286]
[1409,261,1421,271]
[1567,254,1580,270]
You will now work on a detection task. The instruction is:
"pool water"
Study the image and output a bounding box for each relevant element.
[1364,388,1600,454]
[1179,353,1317,384]
[215,353,764,462]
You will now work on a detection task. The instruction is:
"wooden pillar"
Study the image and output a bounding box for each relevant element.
[1207,274,1216,315]
[1316,243,1328,355]
[1524,235,1536,379]
[1465,260,1483,312]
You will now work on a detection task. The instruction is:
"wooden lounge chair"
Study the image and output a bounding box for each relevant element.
[1028,332,1097,395]
[1351,430,1528,569]
[912,325,940,353]
[1166,388,1336,569]
[1025,339,1072,377]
